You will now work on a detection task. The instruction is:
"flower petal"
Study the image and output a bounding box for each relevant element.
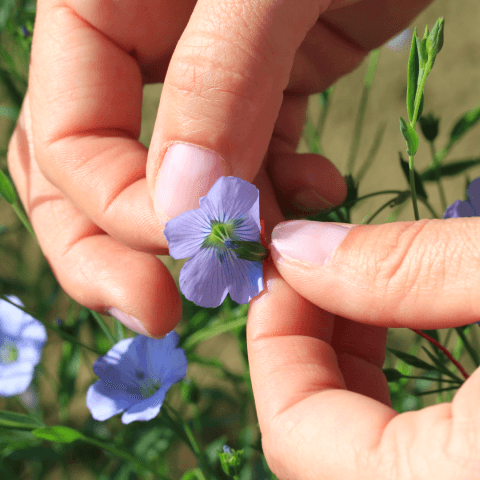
[443,199,475,219]
[0,361,34,396]
[86,380,139,421]
[121,387,167,424]
[200,177,260,226]
[93,338,141,387]
[164,208,211,259]
[179,248,229,308]
[467,177,480,214]
[142,332,182,380]
[163,348,188,386]
[224,251,264,304]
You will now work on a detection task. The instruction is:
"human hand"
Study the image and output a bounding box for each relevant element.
[247,218,480,479]
[8,0,432,335]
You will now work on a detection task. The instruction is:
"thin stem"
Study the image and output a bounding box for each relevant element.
[429,140,447,210]
[366,197,399,224]
[455,327,480,368]
[346,49,380,175]
[355,122,386,184]
[411,329,469,380]
[408,155,420,220]
[317,86,334,154]
[90,311,116,346]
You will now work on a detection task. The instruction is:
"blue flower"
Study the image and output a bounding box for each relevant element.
[0,296,47,397]
[86,331,187,424]
[443,177,480,218]
[164,176,265,308]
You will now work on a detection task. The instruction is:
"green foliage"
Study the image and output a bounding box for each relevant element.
[33,426,83,443]
[0,170,16,204]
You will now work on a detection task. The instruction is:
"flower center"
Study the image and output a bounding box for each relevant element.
[202,220,243,249]
[0,342,19,365]
[136,370,161,398]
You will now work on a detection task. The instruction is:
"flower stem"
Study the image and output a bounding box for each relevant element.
[410,329,470,380]
[429,140,447,211]
[12,202,35,238]
[408,155,420,220]
[90,310,116,346]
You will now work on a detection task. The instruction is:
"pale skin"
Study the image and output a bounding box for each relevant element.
[10,0,480,478]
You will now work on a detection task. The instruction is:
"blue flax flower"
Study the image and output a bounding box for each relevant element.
[86,331,187,424]
[0,296,47,397]
[165,176,265,308]
[443,177,480,218]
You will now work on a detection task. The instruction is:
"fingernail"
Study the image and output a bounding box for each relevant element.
[291,189,334,212]
[107,308,150,336]
[154,142,229,224]
[271,220,354,266]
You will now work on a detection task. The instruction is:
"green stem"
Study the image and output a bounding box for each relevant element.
[346,49,380,175]
[90,311,116,346]
[429,141,447,210]
[366,197,400,224]
[317,86,334,154]
[455,327,480,368]
[409,155,420,220]
[355,122,387,184]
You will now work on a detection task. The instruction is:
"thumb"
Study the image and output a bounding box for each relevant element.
[147,0,332,224]
[270,219,480,328]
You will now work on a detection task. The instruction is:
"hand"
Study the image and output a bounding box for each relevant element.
[8,0,432,335]
[247,218,480,479]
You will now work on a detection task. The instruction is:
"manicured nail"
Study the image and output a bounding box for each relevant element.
[107,308,150,336]
[154,142,229,225]
[271,220,354,266]
[291,189,334,212]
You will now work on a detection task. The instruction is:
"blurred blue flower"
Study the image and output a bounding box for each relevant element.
[443,178,480,218]
[0,296,47,397]
[223,445,233,455]
[86,331,187,424]
[165,176,264,308]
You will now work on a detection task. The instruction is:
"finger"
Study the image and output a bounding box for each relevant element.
[8,97,181,337]
[248,263,480,480]
[247,264,395,479]
[28,1,194,253]
[147,0,340,224]
[271,219,480,328]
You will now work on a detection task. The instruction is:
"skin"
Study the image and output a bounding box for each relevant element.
[248,218,480,479]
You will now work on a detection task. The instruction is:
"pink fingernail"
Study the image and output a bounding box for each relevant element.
[154,142,229,224]
[107,308,150,336]
[271,220,354,266]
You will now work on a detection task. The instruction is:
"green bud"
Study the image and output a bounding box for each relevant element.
[427,18,445,57]
[419,113,440,141]
[399,117,419,156]
[227,240,269,262]
[218,447,244,478]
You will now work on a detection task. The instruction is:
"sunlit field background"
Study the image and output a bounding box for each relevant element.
[1,0,480,478]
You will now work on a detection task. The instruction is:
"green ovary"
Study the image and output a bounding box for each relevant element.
[0,343,19,364]
[202,220,242,249]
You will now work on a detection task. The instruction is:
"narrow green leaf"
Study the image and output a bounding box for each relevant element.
[449,102,480,145]
[0,411,44,430]
[33,426,84,443]
[407,29,420,123]
[388,348,437,371]
[421,157,480,181]
[399,153,427,199]
[422,329,439,342]
[183,317,247,351]
[383,368,403,382]
[0,170,16,204]
[427,18,445,57]
[421,346,464,383]
[415,386,458,397]
[399,117,419,156]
